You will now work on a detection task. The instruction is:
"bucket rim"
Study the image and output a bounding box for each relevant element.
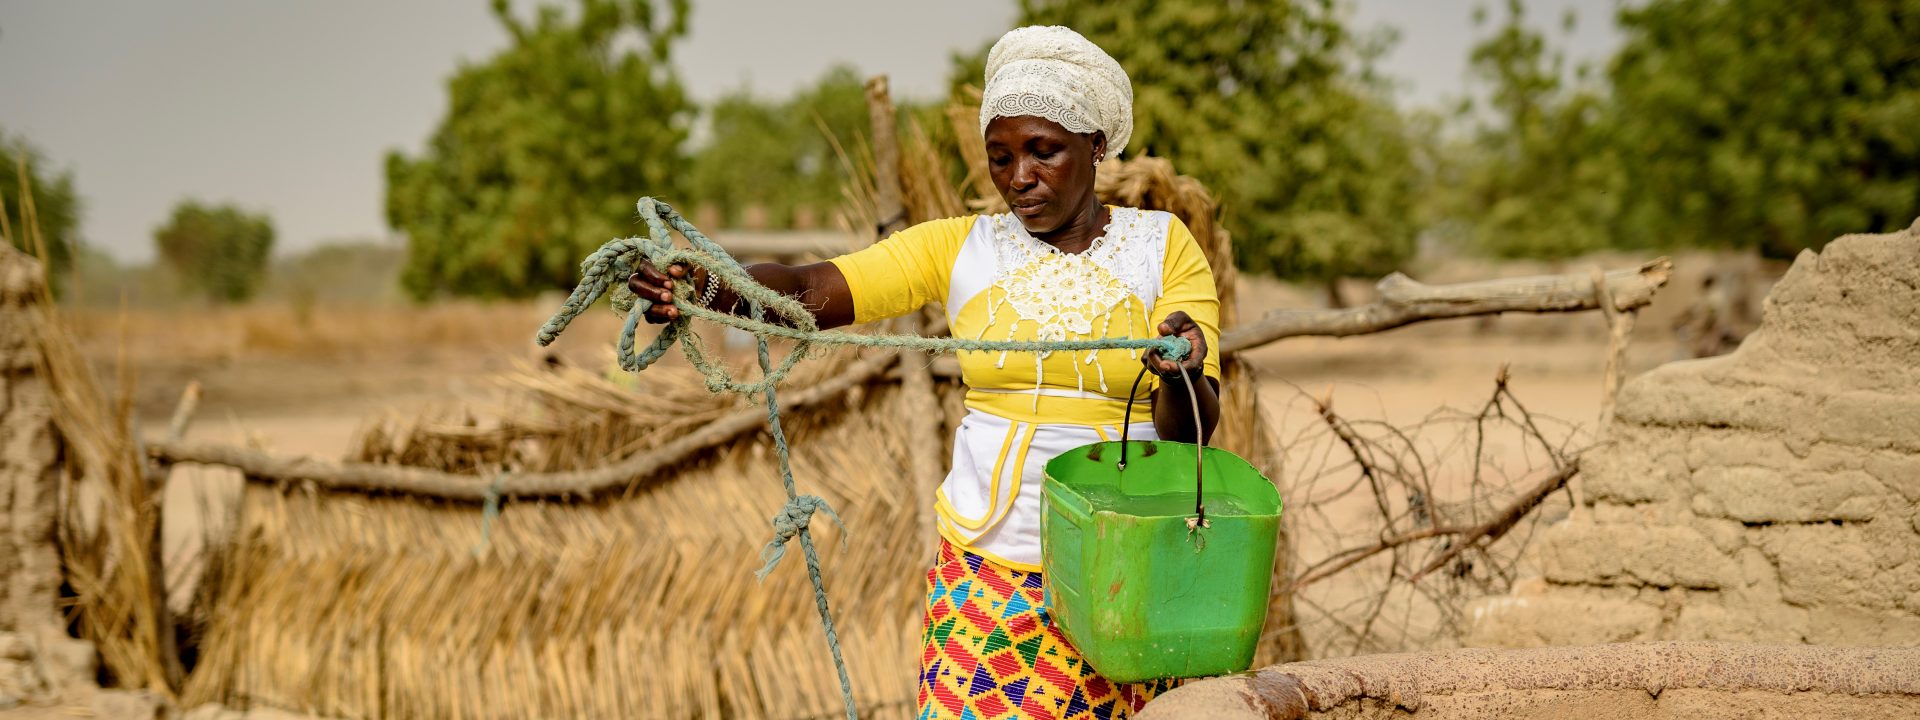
[1042,439,1282,517]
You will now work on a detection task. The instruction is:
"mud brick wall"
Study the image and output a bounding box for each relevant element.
[1468,220,1920,648]
[0,245,92,705]
[0,250,58,627]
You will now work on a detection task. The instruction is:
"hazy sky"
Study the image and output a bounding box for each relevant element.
[0,1,1619,263]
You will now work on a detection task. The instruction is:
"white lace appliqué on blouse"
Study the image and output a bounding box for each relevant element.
[977,207,1167,404]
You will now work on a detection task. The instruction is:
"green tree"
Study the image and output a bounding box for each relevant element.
[385,0,692,298]
[687,65,870,228]
[1,129,82,290]
[269,240,406,305]
[1447,1,1626,259]
[983,0,1423,299]
[1607,0,1920,257]
[154,201,275,303]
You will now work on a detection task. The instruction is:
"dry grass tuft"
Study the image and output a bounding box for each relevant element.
[7,161,175,695]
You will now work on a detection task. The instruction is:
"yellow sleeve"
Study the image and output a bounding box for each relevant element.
[827,216,975,324]
[1150,214,1224,383]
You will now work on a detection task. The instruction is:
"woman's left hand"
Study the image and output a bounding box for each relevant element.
[1144,311,1207,377]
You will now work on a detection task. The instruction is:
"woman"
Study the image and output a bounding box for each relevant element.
[631,26,1221,720]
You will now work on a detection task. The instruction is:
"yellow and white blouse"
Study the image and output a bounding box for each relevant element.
[829,207,1221,571]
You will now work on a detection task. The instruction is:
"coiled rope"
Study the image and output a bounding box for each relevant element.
[535,197,1189,719]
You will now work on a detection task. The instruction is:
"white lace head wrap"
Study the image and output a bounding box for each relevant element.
[980,25,1133,161]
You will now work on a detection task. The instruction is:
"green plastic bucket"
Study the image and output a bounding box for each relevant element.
[1040,427,1281,682]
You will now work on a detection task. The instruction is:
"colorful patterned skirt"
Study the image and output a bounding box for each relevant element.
[917,540,1179,720]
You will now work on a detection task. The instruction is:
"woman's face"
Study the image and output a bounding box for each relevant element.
[984,115,1106,234]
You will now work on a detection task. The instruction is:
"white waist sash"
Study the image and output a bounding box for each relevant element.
[935,408,1158,569]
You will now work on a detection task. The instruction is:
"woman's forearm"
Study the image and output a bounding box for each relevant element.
[1152,371,1220,445]
[699,261,855,329]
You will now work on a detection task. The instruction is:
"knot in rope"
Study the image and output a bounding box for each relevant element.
[757,494,843,581]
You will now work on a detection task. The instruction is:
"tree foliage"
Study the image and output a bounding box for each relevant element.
[1449,0,1920,259]
[1,129,81,289]
[686,66,870,228]
[1447,0,1626,259]
[991,0,1423,285]
[1606,0,1920,257]
[271,240,407,305]
[385,0,692,298]
[153,201,275,303]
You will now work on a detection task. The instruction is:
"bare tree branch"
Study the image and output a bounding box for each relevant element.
[1312,389,1394,526]
[148,352,902,501]
[911,259,1673,378]
[1410,458,1581,583]
[1288,525,1470,592]
[1279,367,1590,654]
[1222,258,1672,353]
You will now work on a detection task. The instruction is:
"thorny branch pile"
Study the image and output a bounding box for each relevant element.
[1275,367,1587,658]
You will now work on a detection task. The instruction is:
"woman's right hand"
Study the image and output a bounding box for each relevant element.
[627,263,690,324]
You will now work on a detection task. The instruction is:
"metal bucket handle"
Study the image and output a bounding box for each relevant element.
[1118,365,1207,527]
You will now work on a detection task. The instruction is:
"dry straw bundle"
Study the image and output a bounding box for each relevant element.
[352,362,743,475]
[184,352,944,718]
[4,163,177,697]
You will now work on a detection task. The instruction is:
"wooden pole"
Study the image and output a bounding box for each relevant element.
[147,381,203,690]
[864,76,907,239]
[866,74,947,559]
[1590,267,1636,435]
